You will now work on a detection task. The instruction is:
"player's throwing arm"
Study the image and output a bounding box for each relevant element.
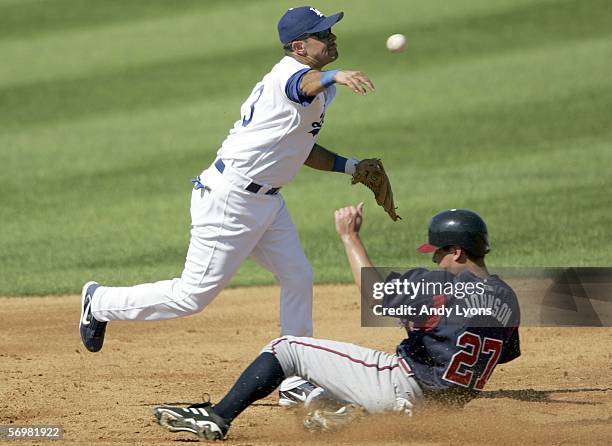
[299,69,375,96]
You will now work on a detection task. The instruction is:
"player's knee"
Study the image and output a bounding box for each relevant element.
[279,264,313,289]
[177,282,222,313]
[260,336,299,377]
[262,336,292,355]
[303,264,314,284]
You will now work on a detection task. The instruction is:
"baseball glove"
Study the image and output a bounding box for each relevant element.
[351,159,401,221]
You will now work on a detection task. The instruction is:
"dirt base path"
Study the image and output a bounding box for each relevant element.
[1,285,611,444]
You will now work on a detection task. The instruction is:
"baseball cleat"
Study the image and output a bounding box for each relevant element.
[79,281,107,352]
[153,403,229,441]
[278,380,325,407]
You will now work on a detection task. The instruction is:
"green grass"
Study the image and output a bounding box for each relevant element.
[1,0,611,295]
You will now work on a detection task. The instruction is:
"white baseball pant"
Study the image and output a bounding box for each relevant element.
[264,336,424,413]
[91,164,313,337]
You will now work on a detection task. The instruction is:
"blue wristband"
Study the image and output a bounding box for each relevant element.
[332,155,348,173]
[320,70,338,88]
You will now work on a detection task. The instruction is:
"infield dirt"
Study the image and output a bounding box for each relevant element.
[2,285,611,445]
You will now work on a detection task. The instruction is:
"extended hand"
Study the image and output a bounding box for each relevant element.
[334,70,375,95]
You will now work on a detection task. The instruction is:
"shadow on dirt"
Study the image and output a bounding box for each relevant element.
[479,387,611,405]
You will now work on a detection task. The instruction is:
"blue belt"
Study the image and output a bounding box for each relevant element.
[214,159,280,195]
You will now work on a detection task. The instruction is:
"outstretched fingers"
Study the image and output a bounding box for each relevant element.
[353,72,375,95]
[336,70,375,95]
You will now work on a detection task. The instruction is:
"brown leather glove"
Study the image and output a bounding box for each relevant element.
[351,159,401,221]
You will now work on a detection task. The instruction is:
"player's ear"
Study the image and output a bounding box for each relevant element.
[452,246,467,263]
[291,40,307,55]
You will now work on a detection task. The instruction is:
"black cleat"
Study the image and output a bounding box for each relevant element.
[79,281,107,352]
[153,402,229,441]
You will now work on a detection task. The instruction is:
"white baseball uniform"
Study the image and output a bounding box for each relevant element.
[91,56,336,338]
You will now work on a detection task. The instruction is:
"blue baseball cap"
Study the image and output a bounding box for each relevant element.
[278,6,344,45]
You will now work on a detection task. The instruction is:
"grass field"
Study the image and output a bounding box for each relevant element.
[1,0,611,295]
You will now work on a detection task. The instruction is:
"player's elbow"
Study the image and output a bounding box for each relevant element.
[300,72,325,97]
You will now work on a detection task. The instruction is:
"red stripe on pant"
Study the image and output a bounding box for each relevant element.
[272,337,399,372]
[399,357,414,376]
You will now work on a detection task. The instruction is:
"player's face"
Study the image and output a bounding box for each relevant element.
[303,29,338,66]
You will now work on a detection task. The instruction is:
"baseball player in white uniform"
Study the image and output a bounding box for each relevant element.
[80,7,376,397]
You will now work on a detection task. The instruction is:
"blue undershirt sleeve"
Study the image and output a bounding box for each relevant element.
[285,68,316,106]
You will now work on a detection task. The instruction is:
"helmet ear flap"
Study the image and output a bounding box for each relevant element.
[478,232,490,255]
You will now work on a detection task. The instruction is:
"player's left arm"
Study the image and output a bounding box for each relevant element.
[306,144,401,221]
[334,203,381,292]
[304,144,359,174]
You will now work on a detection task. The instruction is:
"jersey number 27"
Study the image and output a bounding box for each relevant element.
[443,331,503,390]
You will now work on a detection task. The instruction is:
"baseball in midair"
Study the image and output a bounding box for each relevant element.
[386,34,406,52]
